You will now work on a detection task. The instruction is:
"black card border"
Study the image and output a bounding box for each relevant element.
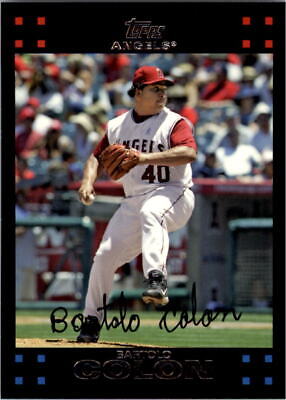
[1,1,285,399]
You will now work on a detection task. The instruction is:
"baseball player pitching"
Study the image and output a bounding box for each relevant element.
[77,66,197,342]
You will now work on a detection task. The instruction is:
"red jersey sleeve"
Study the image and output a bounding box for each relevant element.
[170,119,197,152]
[93,134,109,160]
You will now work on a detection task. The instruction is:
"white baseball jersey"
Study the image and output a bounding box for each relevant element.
[107,107,194,197]
[84,106,196,320]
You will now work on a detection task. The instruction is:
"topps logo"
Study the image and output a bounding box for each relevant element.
[125,18,165,39]
[111,18,177,51]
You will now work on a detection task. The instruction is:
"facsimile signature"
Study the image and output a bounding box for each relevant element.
[50,283,242,334]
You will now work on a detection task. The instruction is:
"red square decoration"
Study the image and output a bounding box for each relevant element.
[15,40,23,48]
[265,40,273,48]
[242,17,251,25]
[37,40,46,48]
[37,17,46,25]
[265,17,273,25]
[242,40,251,48]
[15,17,23,25]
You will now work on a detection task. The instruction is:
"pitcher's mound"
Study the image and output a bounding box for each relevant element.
[16,338,161,348]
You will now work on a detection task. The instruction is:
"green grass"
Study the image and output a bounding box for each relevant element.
[16,309,273,322]
[16,310,273,348]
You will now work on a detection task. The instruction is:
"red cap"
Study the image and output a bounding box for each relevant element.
[49,119,62,131]
[27,97,41,109]
[128,66,174,96]
[105,54,131,69]
[44,64,60,79]
[180,106,199,125]
[18,107,36,122]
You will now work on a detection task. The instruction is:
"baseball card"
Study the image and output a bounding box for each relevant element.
[1,0,285,399]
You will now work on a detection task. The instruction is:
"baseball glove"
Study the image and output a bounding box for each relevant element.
[99,144,140,180]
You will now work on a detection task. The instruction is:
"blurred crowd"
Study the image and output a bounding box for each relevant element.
[15,53,273,193]
[15,53,273,302]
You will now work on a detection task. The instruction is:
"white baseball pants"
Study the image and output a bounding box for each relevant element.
[84,186,195,320]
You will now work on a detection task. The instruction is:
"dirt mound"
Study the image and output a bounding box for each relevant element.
[16,338,162,348]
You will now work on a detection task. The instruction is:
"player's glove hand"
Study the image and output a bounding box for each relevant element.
[99,144,140,180]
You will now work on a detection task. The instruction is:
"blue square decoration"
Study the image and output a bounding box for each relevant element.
[264,377,273,385]
[264,354,273,363]
[15,354,23,363]
[242,376,251,385]
[15,377,23,385]
[37,376,46,385]
[37,354,46,363]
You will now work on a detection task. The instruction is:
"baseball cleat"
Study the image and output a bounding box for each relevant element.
[142,270,169,306]
[76,315,101,343]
